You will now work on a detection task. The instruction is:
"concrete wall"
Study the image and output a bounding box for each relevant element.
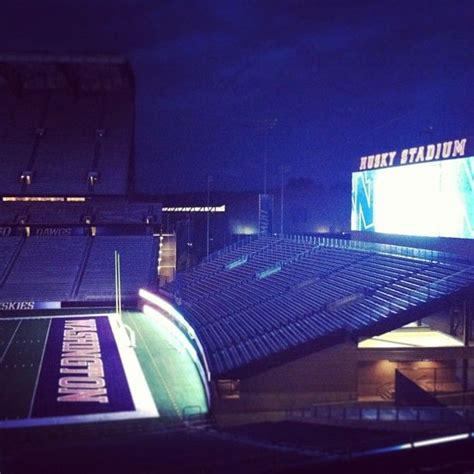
[357,359,458,399]
[422,310,455,336]
[214,342,358,416]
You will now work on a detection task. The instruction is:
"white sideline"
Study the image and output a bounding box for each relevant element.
[0,314,158,429]
[28,318,52,417]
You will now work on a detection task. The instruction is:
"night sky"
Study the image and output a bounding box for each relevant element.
[0,0,473,194]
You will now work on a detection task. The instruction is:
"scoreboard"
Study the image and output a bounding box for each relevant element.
[351,138,474,239]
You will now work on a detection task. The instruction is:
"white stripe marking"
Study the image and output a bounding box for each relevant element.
[0,320,23,364]
[108,314,159,418]
[0,313,111,321]
[0,313,158,428]
[28,318,52,418]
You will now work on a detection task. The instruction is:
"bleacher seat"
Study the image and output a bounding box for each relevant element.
[75,235,157,301]
[166,236,474,376]
[0,235,158,303]
[0,55,160,309]
[0,236,87,300]
[0,60,133,197]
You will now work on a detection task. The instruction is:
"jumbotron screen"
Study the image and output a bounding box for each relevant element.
[351,141,474,239]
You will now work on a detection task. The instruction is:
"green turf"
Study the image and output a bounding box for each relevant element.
[0,318,50,419]
[123,311,208,421]
[0,311,208,425]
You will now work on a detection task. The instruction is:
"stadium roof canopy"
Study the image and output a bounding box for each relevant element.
[164,235,474,378]
[0,52,133,93]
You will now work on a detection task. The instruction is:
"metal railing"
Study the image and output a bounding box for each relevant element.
[202,235,256,264]
[284,234,474,265]
[397,367,474,395]
[182,405,204,420]
[357,266,474,319]
[202,233,474,268]
[287,404,474,424]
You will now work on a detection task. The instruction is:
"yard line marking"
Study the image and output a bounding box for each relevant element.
[129,316,181,419]
[0,313,112,321]
[0,320,23,364]
[28,318,52,418]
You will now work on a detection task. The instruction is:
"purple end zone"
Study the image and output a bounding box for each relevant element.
[32,316,135,418]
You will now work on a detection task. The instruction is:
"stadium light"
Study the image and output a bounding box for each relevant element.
[413,433,469,448]
[3,196,65,202]
[66,197,86,202]
[143,304,195,356]
[139,288,211,382]
[139,289,195,338]
[142,303,212,404]
[364,432,471,457]
[161,206,225,213]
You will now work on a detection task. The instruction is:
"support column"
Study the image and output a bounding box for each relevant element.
[462,300,470,393]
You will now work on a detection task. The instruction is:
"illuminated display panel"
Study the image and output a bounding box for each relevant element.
[351,156,474,239]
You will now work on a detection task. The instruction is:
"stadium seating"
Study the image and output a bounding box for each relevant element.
[0,203,28,224]
[0,90,45,195]
[29,91,96,195]
[75,235,158,301]
[0,235,158,303]
[0,202,160,226]
[0,237,23,285]
[0,55,161,311]
[94,91,133,195]
[25,202,88,224]
[93,202,157,224]
[166,236,474,375]
[0,60,133,197]
[0,236,87,300]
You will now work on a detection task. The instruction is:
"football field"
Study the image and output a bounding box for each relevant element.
[123,310,208,419]
[0,310,208,428]
[0,317,50,420]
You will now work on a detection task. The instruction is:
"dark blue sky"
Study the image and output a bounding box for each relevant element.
[0,0,473,193]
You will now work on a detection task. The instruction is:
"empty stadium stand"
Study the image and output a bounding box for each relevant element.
[1,236,87,300]
[0,53,133,196]
[0,54,162,308]
[0,235,158,303]
[0,202,27,225]
[75,235,158,301]
[24,202,88,225]
[0,201,161,226]
[165,235,474,376]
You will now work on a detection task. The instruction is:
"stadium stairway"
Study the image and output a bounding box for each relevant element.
[0,237,24,287]
[71,236,94,298]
